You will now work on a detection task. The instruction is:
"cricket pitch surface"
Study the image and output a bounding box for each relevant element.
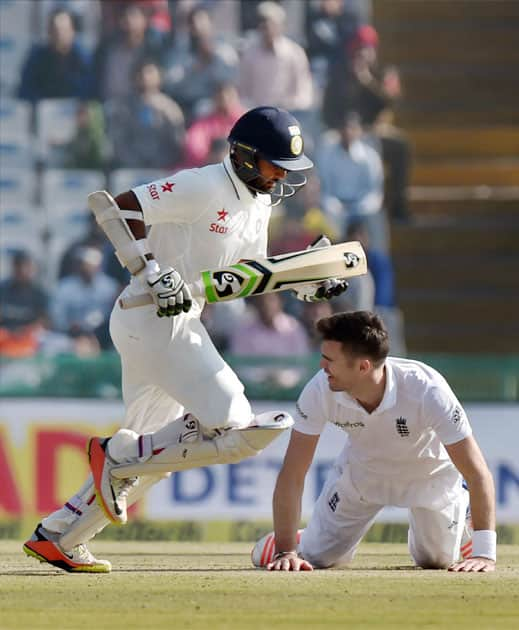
[1,541,518,629]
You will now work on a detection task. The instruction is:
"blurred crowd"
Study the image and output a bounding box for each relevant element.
[0,0,409,372]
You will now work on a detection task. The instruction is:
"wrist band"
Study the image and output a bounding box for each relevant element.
[471,530,496,561]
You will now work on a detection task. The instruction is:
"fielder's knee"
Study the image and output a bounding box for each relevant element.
[413,551,452,569]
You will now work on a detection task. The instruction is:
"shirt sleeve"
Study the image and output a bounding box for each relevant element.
[132,168,217,226]
[293,372,328,435]
[424,383,473,445]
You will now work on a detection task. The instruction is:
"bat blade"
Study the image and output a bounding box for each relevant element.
[119,241,367,308]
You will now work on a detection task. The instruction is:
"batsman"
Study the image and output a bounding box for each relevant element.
[23,106,350,572]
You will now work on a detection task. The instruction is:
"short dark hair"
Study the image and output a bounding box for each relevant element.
[316,310,389,365]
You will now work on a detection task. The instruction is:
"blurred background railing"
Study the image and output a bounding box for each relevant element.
[1,352,518,402]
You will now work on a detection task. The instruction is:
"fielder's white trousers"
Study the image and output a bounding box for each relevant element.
[299,463,469,569]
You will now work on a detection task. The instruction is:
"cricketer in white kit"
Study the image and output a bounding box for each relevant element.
[23,107,348,573]
[252,311,496,573]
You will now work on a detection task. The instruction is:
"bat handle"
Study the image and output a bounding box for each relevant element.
[118,281,202,310]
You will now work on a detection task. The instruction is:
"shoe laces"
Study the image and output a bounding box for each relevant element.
[113,476,138,500]
[73,544,95,563]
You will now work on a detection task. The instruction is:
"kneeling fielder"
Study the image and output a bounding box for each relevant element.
[252,311,496,572]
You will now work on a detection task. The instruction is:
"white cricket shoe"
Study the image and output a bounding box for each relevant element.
[23,523,111,573]
[251,529,303,567]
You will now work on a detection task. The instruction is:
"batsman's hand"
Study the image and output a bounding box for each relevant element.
[294,233,349,302]
[146,266,192,317]
[294,278,349,303]
[266,551,313,572]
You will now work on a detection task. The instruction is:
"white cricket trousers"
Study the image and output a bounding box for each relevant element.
[299,463,469,569]
[110,300,252,433]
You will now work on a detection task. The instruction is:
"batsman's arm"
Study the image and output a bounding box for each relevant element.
[445,435,496,572]
[88,189,192,316]
[267,429,319,572]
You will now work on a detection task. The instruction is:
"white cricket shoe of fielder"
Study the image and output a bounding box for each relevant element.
[251,529,303,568]
[88,437,138,525]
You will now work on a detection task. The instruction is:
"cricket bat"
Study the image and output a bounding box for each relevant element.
[119,241,367,309]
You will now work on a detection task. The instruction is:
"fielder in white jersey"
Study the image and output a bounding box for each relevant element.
[251,311,496,573]
[23,106,349,573]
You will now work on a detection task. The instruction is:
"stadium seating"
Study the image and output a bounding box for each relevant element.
[0,0,32,98]
[36,98,81,166]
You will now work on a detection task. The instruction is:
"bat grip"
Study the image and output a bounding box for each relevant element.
[119,282,201,310]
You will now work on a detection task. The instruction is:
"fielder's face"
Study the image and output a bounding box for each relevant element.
[320,340,369,394]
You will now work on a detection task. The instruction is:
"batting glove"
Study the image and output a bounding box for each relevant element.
[146,265,192,317]
[294,234,349,302]
[294,278,349,302]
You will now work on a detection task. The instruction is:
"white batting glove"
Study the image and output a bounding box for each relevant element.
[144,265,192,317]
[294,235,349,303]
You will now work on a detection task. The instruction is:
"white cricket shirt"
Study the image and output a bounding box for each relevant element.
[294,357,473,509]
[126,156,271,302]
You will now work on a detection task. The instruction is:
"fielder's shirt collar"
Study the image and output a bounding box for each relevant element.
[336,360,397,414]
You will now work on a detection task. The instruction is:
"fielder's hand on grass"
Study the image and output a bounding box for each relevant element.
[266,551,313,572]
[448,557,496,572]
[146,265,192,317]
[294,234,349,303]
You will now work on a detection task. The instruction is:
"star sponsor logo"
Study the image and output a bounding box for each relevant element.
[147,182,160,200]
[161,181,175,192]
[210,209,230,234]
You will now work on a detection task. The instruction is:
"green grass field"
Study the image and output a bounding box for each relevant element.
[1,541,518,630]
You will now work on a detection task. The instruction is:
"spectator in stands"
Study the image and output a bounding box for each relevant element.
[162,6,239,122]
[299,301,334,351]
[100,0,172,43]
[229,292,311,388]
[270,173,339,257]
[238,2,314,115]
[57,214,127,287]
[0,251,48,357]
[93,3,162,102]
[305,0,360,88]
[183,81,245,168]
[322,24,411,222]
[105,58,185,170]
[50,246,119,349]
[205,137,230,165]
[316,111,389,254]
[346,218,395,309]
[18,8,93,102]
[63,101,108,170]
[344,219,406,355]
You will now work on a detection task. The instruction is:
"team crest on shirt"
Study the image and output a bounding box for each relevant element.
[395,416,410,437]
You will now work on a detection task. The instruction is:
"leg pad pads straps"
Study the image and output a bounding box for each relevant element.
[110,411,293,479]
